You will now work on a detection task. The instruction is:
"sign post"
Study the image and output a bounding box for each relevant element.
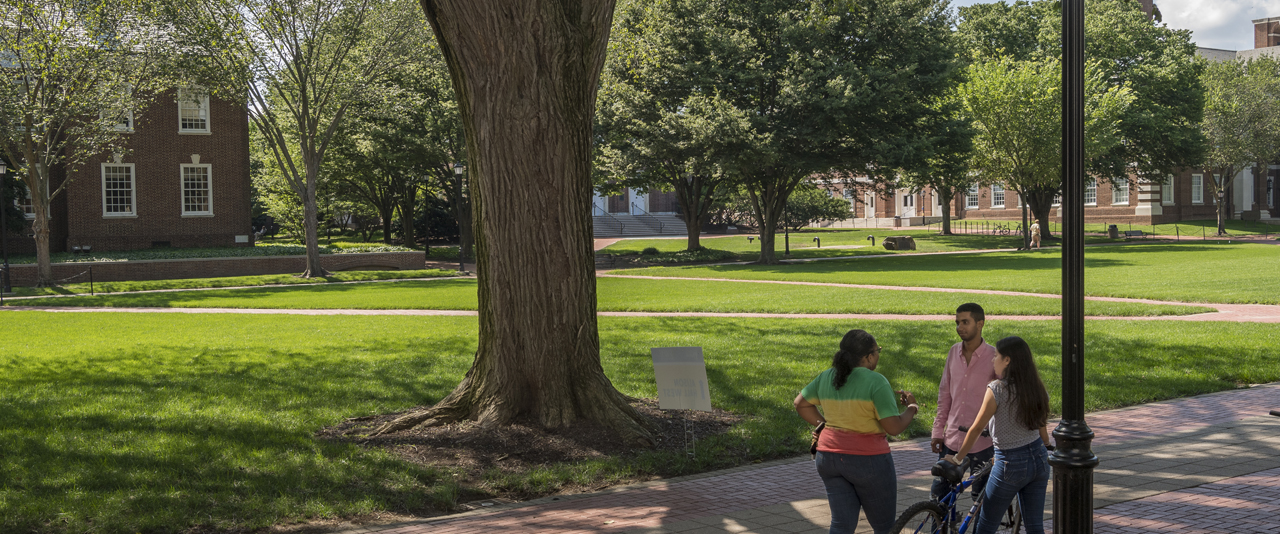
[651,347,713,456]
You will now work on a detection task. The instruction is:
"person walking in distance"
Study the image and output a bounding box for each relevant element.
[930,303,999,502]
[1029,221,1041,249]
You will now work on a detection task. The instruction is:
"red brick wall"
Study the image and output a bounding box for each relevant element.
[60,89,253,252]
[4,252,427,287]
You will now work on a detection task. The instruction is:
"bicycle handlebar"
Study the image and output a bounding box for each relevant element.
[957,425,991,437]
[1271,410,1280,417]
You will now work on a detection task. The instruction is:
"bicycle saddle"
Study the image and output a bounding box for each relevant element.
[932,456,971,484]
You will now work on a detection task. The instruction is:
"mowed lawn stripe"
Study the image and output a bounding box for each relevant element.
[2,312,1278,532]
[4,277,1209,316]
[624,243,1280,304]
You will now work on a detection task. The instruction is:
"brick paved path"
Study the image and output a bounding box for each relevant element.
[330,384,1280,534]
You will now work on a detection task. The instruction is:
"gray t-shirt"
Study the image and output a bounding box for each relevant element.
[987,380,1043,450]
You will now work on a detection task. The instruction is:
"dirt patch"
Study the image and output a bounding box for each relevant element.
[317,398,743,497]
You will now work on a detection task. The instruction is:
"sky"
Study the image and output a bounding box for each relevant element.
[949,0,1280,51]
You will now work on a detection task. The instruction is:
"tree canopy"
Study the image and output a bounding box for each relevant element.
[1200,56,1280,234]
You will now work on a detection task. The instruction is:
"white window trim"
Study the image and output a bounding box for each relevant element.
[1162,175,1175,206]
[966,185,980,210]
[991,184,1005,208]
[17,184,36,219]
[1192,174,1204,204]
[1085,180,1097,206]
[100,83,135,133]
[1052,192,1062,207]
[180,163,214,216]
[101,163,137,218]
[1112,180,1130,206]
[177,88,211,134]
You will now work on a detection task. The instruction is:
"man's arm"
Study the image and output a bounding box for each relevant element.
[931,354,953,453]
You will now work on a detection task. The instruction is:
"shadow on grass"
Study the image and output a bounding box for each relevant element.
[12,278,479,309]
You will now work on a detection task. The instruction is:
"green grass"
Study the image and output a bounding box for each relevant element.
[625,243,1280,304]
[4,242,416,266]
[953,218,1280,238]
[3,269,459,298]
[2,312,1278,532]
[6,277,1211,316]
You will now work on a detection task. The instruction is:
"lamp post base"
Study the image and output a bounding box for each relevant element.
[1050,419,1099,533]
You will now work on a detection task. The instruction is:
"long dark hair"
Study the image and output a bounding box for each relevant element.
[832,329,878,389]
[995,336,1051,431]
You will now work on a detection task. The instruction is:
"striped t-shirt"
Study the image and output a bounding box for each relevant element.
[801,367,903,455]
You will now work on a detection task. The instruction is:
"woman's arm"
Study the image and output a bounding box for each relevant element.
[795,394,824,426]
[949,388,997,461]
[879,390,918,436]
[1039,425,1052,447]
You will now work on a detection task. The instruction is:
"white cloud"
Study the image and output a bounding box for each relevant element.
[948,0,1280,51]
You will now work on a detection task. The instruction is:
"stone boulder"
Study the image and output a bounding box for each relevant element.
[882,236,917,251]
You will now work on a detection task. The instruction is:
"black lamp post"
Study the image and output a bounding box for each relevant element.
[453,162,466,272]
[1,160,11,295]
[1051,0,1099,532]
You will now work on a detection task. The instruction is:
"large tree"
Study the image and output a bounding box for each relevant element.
[1200,57,1280,235]
[687,0,961,264]
[956,57,1132,239]
[0,0,172,286]
[595,0,755,251]
[170,0,421,277]
[897,100,975,235]
[370,0,653,445]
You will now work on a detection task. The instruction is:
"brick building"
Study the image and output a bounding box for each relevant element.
[7,88,252,253]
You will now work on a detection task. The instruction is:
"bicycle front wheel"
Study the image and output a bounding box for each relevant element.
[891,501,948,534]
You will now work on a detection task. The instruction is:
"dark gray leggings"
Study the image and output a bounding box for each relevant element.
[815,450,897,534]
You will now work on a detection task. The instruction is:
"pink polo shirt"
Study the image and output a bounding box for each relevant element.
[932,339,998,452]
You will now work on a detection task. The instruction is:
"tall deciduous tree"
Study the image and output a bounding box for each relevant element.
[0,0,172,286]
[692,0,961,264]
[898,99,976,236]
[957,58,1132,239]
[370,0,654,445]
[596,0,755,251]
[1200,57,1280,235]
[169,0,421,277]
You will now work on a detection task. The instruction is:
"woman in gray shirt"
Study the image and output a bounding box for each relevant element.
[945,336,1052,534]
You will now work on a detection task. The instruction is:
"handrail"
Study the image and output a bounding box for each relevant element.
[631,202,664,233]
[592,202,624,234]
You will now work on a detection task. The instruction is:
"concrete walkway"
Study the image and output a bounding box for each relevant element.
[330,384,1280,534]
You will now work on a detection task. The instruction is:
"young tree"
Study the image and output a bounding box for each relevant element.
[1200,58,1280,235]
[781,184,852,231]
[698,0,961,264]
[169,0,422,277]
[0,0,172,286]
[957,58,1132,240]
[897,93,976,235]
[369,0,655,445]
[595,0,755,251]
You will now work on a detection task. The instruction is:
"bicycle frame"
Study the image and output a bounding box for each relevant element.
[935,463,991,534]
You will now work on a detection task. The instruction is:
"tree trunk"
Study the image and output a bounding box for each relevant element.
[399,184,417,247]
[672,173,718,251]
[939,190,953,235]
[1026,190,1055,242]
[300,164,328,278]
[381,207,395,243]
[374,0,652,445]
[682,213,702,250]
[746,175,796,264]
[1216,188,1227,236]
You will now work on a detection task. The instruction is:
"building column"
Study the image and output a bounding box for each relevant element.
[1133,181,1163,219]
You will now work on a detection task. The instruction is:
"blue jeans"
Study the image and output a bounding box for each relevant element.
[815,451,897,534]
[931,444,994,501]
[975,439,1050,534]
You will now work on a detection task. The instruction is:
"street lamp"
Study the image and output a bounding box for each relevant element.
[453,162,466,272]
[1051,0,1099,531]
[1,160,11,295]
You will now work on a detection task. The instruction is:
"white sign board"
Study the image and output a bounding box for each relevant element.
[651,347,712,412]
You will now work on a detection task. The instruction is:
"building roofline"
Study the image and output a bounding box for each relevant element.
[1252,16,1280,24]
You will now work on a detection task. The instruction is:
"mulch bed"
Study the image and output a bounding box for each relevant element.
[317,398,743,495]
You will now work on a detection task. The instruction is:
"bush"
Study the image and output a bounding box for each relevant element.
[641,247,661,255]
[641,248,737,264]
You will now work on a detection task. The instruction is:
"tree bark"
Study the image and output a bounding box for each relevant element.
[28,168,53,287]
[672,173,718,251]
[299,161,329,278]
[938,190,953,235]
[373,0,652,445]
[746,173,799,264]
[398,182,417,247]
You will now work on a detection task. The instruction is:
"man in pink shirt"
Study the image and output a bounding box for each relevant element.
[931,302,999,501]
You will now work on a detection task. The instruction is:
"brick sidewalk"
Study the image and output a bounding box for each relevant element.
[329,384,1280,534]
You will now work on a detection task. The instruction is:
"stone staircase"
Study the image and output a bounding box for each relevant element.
[592,213,686,238]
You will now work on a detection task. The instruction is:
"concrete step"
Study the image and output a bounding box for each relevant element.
[593,214,687,238]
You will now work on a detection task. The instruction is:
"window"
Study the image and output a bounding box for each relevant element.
[966,185,980,209]
[1052,192,1062,206]
[842,188,853,200]
[100,83,134,132]
[1162,175,1174,205]
[101,163,136,216]
[19,185,35,219]
[181,164,212,215]
[1112,180,1129,205]
[991,184,1005,208]
[1085,180,1097,205]
[1192,174,1203,204]
[178,88,210,133]
[904,193,914,207]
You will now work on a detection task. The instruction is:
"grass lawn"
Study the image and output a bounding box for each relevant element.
[2,312,1277,532]
[4,269,458,298]
[602,228,1126,262]
[952,218,1280,238]
[5,277,1210,316]
[624,243,1280,304]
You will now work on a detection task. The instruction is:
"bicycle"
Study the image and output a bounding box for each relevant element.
[892,427,1030,534]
